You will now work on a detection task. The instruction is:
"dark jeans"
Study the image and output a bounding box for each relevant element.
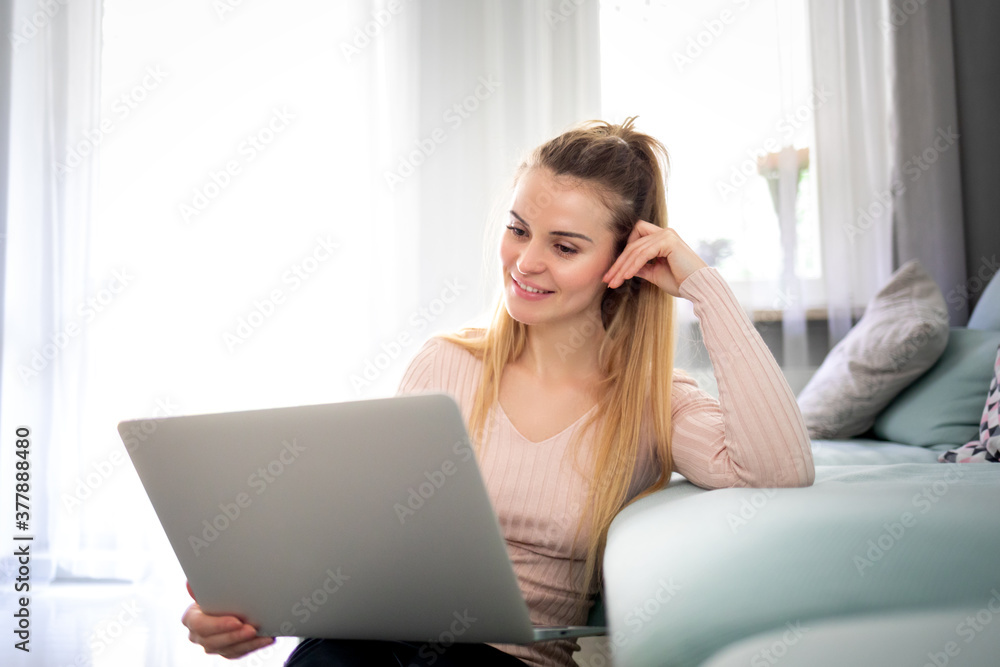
[284,638,529,666]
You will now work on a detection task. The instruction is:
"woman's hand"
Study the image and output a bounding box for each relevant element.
[181,581,275,659]
[602,221,708,297]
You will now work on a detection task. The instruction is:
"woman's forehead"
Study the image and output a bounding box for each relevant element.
[510,169,614,234]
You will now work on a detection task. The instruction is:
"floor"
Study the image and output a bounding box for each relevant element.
[0,562,299,667]
[0,560,606,666]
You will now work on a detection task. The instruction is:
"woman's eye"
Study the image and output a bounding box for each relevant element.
[556,244,577,255]
[505,224,526,237]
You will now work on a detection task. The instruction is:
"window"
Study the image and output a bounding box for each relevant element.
[599,0,823,316]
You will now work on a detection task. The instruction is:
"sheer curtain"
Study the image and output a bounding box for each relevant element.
[808,0,897,344]
[1,0,601,583]
[1,0,104,583]
[808,0,967,337]
[599,0,822,394]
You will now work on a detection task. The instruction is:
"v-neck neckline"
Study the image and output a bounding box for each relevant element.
[496,401,599,445]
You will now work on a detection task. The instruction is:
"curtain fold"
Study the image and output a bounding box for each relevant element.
[409,0,602,313]
[808,0,967,333]
[890,0,966,324]
[807,0,896,346]
[1,0,104,582]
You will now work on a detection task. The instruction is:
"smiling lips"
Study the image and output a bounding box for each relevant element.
[512,275,553,295]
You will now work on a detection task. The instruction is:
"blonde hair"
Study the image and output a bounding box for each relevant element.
[440,117,675,596]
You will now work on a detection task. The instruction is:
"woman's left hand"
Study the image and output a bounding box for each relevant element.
[602,221,708,297]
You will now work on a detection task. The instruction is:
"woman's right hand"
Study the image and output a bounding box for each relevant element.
[181,582,275,659]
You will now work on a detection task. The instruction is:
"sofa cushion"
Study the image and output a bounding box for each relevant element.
[810,439,942,465]
[938,343,1000,462]
[873,329,1000,446]
[797,260,949,439]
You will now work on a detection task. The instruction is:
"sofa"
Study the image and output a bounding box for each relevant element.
[597,265,1000,666]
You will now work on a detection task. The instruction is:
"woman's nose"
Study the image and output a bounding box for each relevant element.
[516,240,546,274]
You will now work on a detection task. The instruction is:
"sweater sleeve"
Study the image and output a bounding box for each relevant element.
[396,337,441,396]
[668,267,815,489]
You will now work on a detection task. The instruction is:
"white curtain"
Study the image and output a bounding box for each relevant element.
[599,0,821,395]
[1,0,600,583]
[1,0,104,582]
[808,0,896,344]
[398,0,602,320]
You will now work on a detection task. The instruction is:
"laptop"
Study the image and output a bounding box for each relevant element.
[118,392,606,643]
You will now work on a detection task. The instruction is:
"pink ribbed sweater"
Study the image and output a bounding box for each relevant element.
[395,267,815,667]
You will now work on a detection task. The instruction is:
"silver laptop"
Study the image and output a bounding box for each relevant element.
[118,392,605,643]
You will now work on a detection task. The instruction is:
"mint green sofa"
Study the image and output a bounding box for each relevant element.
[600,271,1000,666]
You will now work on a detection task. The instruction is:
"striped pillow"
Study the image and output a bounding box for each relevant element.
[939,345,1000,463]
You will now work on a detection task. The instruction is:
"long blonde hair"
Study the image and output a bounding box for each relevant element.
[441,117,675,596]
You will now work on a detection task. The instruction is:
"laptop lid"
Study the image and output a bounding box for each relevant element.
[120,393,552,644]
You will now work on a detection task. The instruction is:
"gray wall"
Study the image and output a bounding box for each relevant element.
[951,0,1000,314]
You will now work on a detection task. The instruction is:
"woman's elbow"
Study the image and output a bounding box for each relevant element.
[744,444,815,489]
[786,441,815,488]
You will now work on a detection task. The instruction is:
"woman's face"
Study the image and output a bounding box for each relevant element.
[500,168,618,329]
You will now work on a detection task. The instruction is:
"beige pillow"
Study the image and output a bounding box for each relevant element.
[798,260,950,439]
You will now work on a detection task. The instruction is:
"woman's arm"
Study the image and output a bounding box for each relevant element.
[669,266,814,488]
[604,222,814,489]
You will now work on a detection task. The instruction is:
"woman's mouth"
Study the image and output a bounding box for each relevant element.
[512,276,554,296]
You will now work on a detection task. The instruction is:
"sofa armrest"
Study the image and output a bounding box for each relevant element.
[601,465,1000,667]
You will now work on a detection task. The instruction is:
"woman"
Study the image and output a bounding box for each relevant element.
[182,118,814,666]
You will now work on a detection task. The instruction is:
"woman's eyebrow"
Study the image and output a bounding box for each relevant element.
[509,210,594,243]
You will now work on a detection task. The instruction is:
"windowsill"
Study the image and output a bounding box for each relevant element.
[750,307,866,323]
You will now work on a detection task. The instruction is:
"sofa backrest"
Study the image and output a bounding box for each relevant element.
[967,267,1000,330]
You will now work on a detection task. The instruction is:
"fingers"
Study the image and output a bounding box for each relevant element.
[182,602,275,659]
[604,222,707,294]
[200,626,275,659]
[628,219,659,241]
[604,234,665,289]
